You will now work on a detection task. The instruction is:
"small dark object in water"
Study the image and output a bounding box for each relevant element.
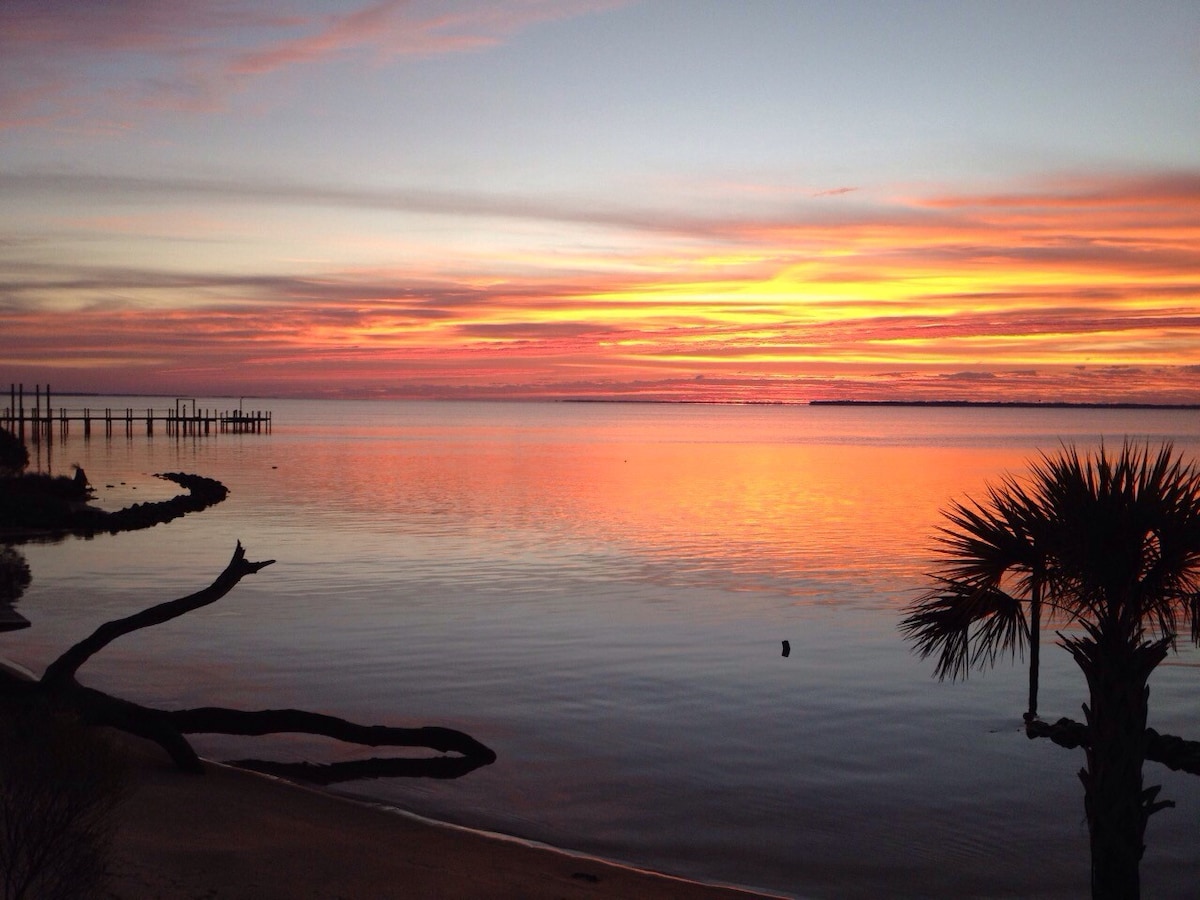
[782,640,790,657]
[571,872,600,883]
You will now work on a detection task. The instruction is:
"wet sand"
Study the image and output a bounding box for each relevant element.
[108,737,785,900]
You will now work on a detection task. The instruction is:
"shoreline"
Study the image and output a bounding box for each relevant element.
[342,797,783,897]
[0,654,784,899]
[108,734,788,900]
[808,399,1200,409]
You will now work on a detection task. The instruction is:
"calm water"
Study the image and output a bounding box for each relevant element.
[7,400,1200,898]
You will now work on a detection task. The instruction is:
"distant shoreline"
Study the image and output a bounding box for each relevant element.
[809,400,1200,410]
[9,391,1199,410]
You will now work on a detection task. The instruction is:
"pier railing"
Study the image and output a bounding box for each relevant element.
[3,384,271,442]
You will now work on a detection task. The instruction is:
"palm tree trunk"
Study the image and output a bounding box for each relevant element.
[1025,581,1041,721]
[1067,633,1170,900]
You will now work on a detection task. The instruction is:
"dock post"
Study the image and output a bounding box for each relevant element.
[33,385,40,444]
[45,385,55,445]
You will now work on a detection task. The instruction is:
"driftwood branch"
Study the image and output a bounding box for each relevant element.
[5,538,495,784]
[169,707,496,761]
[43,542,274,687]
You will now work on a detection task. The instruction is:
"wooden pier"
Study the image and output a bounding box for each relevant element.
[3,383,271,442]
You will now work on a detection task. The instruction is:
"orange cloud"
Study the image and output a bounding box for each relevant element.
[3,169,1198,403]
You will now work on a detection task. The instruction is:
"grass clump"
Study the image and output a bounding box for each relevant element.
[0,701,128,900]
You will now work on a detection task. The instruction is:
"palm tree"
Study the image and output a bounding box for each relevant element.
[901,441,1200,900]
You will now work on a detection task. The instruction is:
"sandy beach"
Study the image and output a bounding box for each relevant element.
[107,737,784,900]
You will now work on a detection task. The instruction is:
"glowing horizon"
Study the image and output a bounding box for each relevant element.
[1,2,1197,403]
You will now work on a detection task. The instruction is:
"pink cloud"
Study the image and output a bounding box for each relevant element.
[232,1,493,74]
[0,0,629,128]
[231,0,633,74]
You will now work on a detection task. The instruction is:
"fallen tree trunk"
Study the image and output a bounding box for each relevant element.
[1026,717,1200,776]
[1,542,496,783]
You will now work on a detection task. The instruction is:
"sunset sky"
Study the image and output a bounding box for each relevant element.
[2,0,1198,402]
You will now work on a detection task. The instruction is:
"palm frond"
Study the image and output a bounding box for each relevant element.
[900,578,1028,681]
[1030,441,1200,643]
[932,475,1044,590]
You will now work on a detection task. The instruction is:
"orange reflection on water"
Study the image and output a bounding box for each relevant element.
[277,413,1042,611]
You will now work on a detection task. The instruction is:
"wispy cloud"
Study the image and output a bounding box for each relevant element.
[0,171,742,239]
[232,0,628,74]
[918,173,1200,212]
[11,167,1198,263]
[0,0,628,127]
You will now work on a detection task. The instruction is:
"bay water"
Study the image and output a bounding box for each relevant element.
[7,399,1200,898]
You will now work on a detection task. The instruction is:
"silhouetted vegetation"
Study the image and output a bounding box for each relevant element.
[0,550,29,605]
[0,429,28,477]
[0,699,128,900]
[901,442,1200,900]
[0,548,30,633]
